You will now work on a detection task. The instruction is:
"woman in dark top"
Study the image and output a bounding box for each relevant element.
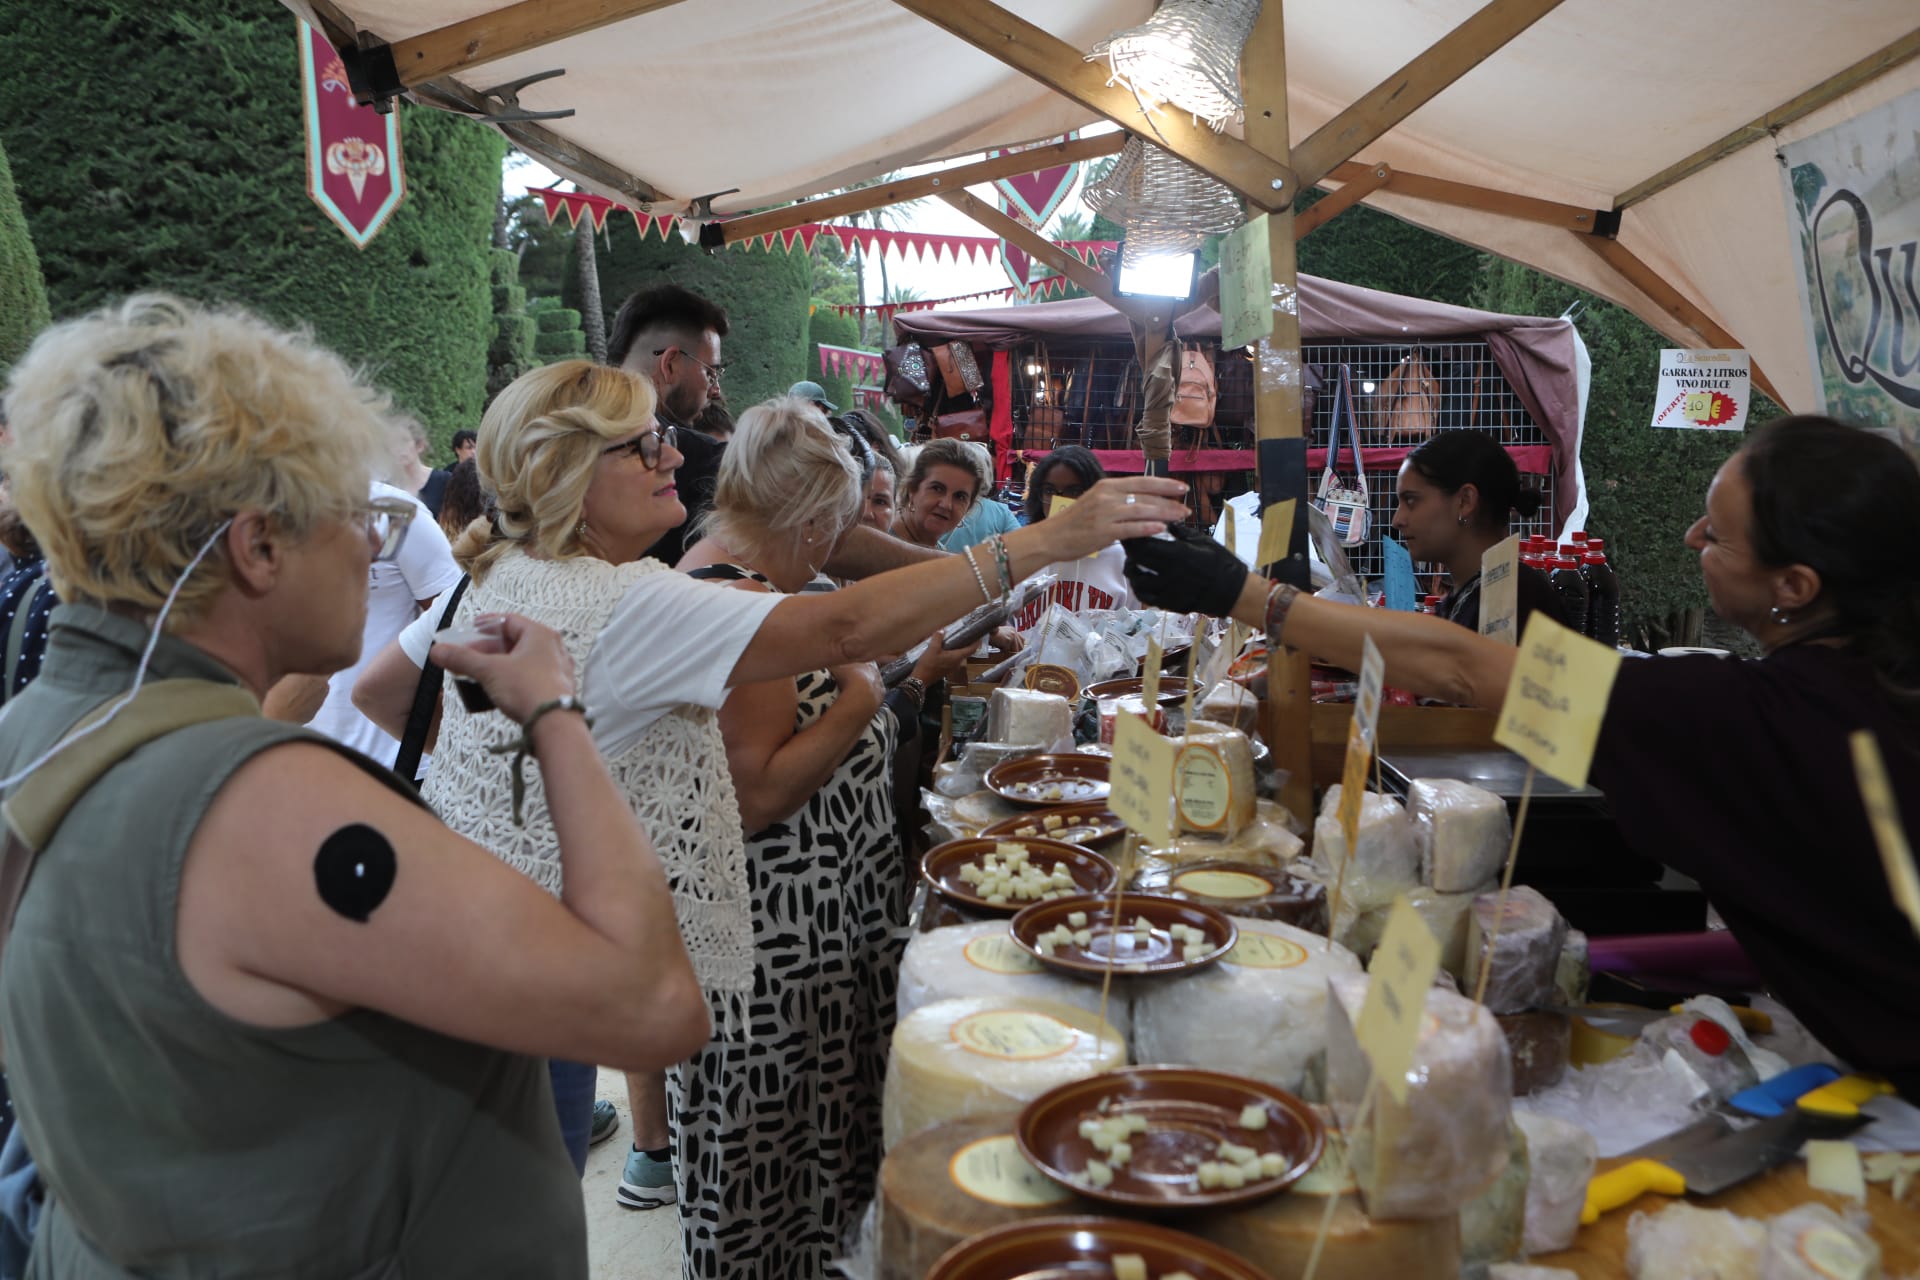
[1122,415,1920,1098]
[1392,429,1569,631]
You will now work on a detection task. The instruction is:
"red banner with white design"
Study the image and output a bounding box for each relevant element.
[300,22,404,248]
[818,344,886,383]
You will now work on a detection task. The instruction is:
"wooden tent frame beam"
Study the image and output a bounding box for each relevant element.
[385,0,692,89]
[1325,160,1603,232]
[1296,164,1392,239]
[935,189,1157,323]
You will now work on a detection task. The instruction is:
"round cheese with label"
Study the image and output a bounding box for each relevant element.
[1174,728,1257,838]
[897,920,1134,1038]
[882,995,1127,1151]
[1131,860,1328,932]
[1131,917,1361,1097]
[877,1111,1090,1280]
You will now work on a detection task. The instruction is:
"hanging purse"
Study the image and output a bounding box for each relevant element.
[1315,365,1370,547]
[1378,348,1441,442]
[1170,342,1217,427]
[947,342,984,395]
[884,343,931,407]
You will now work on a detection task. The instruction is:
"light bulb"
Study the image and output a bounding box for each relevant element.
[1362,381,1377,394]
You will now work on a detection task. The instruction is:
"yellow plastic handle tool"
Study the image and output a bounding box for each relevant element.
[1663,1004,1774,1034]
[1795,1075,1895,1118]
[1580,1159,1688,1224]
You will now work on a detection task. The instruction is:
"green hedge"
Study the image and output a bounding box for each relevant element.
[806,302,860,415]
[0,132,50,374]
[534,328,585,357]
[535,306,582,333]
[0,0,505,444]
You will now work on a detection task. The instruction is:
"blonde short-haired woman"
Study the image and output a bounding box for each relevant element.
[354,363,1188,1279]
[0,296,707,1277]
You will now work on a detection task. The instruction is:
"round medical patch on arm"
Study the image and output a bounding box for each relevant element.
[313,824,397,923]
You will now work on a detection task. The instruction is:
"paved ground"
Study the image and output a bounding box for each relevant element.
[585,1068,681,1279]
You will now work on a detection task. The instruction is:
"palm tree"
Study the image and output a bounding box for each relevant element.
[833,172,930,346]
[575,217,607,364]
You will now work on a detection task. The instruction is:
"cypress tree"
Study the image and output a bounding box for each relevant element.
[0,133,50,373]
[0,0,505,443]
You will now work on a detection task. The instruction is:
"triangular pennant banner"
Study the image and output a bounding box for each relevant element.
[990,131,1081,231]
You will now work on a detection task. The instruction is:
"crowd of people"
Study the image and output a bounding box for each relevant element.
[0,270,1917,1280]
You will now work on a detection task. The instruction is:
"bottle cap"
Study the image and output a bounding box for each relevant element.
[1570,530,1590,542]
[1689,1019,1732,1057]
[1586,538,1605,551]
[1553,556,1579,571]
[1582,551,1606,565]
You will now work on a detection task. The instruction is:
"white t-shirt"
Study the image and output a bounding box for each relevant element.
[1009,541,1137,629]
[310,482,462,765]
[397,565,785,760]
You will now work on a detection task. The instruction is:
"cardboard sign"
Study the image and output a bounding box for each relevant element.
[1652,349,1751,432]
[1850,731,1920,938]
[1047,494,1075,518]
[1258,498,1296,573]
[1336,718,1370,852]
[1218,212,1274,353]
[1112,710,1177,845]
[1354,895,1444,1104]
[1478,535,1521,645]
[1493,613,1624,789]
[1142,637,1164,710]
[1354,635,1385,751]
[1381,535,1417,611]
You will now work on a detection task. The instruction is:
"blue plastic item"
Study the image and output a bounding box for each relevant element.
[1726,1062,1842,1117]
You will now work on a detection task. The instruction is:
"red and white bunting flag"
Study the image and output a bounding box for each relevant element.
[537,189,569,225]
[798,226,821,253]
[778,227,801,253]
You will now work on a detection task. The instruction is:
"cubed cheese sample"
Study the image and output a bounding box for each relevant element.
[1239,1104,1268,1130]
[1332,883,1485,974]
[1512,1111,1597,1256]
[1761,1203,1882,1280]
[983,688,1073,747]
[882,995,1127,1150]
[1458,1119,1530,1275]
[1313,786,1419,911]
[1495,1011,1571,1095]
[1553,929,1590,1007]
[1325,974,1514,1220]
[1132,917,1362,1096]
[1175,728,1259,839]
[1112,1255,1148,1280]
[1802,1140,1867,1202]
[896,920,1133,1038]
[1408,778,1512,892]
[1465,886,1569,1015]
[1625,1203,1765,1280]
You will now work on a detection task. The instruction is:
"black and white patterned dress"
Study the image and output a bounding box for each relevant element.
[680,565,904,1279]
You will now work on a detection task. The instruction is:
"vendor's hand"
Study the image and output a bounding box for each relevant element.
[1122,524,1253,619]
[988,625,1024,654]
[1040,477,1188,560]
[913,632,975,685]
[829,659,885,714]
[430,612,577,725]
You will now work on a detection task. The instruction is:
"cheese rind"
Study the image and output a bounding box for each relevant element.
[1325,975,1514,1220]
[1332,883,1486,972]
[1314,786,1419,911]
[896,920,1134,1038]
[1512,1111,1596,1255]
[1459,1120,1530,1277]
[1495,1011,1571,1095]
[1552,929,1590,1007]
[1408,779,1512,892]
[1465,886,1568,1014]
[984,687,1072,746]
[1625,1203,1765,1280]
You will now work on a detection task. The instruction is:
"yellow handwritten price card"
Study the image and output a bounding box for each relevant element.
[1354,635,1385,751]
[1112,710,1177,845]
[1336,719,1370,851]
[1493,613,1623,789]
[1142,637,1164,710]
[1257,498,1296,572]
[1478,535,1521,645]
[1354,895,1443,1104]
[1851,731,1920,938]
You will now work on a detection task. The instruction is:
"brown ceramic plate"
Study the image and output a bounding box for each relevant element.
[920,837,1119,917]
[1084,675,1192,707]
[1009,895,1237,982]
[985,754,1112,807]
[979,801,1127,850]
[925,1215,1270,1280]
[1016,1067,1325,1211]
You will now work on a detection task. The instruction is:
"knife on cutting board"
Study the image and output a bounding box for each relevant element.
[1580,1070,1893,1222]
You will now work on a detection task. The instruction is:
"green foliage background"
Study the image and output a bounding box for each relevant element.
[0,0,506,445]
[0,133,50,375]
[806,303,860,417]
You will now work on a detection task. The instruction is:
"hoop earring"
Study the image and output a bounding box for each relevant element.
[1769,605,1791,625]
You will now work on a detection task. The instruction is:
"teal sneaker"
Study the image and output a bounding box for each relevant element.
[617,1147,675,1210]
[589,1099,619,1147]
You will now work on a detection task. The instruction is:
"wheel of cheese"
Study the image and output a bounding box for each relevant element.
[1407,778,1511,892]
[1330,883,1485,973]
[1495,1011,1571,1095]
[1132,800,1305,878]
[1186,1123,1462,1280]
[1131,917,1361,1098]
[1174,728,1258,838]
[1131,860,1327,932]
[1312,786,1418,910]
[882,995,1127,1151]
[1465,886,1568,1015]
[877,1111,1091,1280]
[898,920,1134,1039]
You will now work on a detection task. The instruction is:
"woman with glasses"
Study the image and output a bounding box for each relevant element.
[358,362,1187,1279]
[1008,444,1140,628]
[0,296,709,1276]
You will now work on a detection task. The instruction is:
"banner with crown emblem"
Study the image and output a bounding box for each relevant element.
[300,21,405,248]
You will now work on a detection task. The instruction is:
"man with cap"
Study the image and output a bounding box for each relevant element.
[788,380,838,416]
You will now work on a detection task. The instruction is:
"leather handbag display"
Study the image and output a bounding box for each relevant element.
[1170,342,1218,427]
[932,408,987,441]
[947,341,984,394]
[930,342,967,397]
[884,343,931,406]
[1378,349,1441,442]
[1315,365,1371,547]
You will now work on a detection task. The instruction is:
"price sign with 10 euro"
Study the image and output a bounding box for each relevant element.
[1111,709,1177,846]
[1353,896,1443,1103]
[1493,613,1623,789]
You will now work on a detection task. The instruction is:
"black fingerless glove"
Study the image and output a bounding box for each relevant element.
[1121,524,1252,618]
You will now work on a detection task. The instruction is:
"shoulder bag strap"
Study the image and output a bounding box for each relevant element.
[392,575,470,784]
[3,575,53,698]
[1337,365,1369,505]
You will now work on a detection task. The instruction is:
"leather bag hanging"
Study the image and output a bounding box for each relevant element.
[1378,349,1441,442]
[1170,342,1217,427]
[947,342,984,395]
[884,343,931,406]
[1315,365,1371,547]
[930,342,966,397]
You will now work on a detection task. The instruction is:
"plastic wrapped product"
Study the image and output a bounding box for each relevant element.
[1325,974,1514,1220]
[1465,886,1568,1015]
[1495,1011,1572,1095]
[1198,681,1261,735]
[1132,800,1306,877]
[1459,1120,1530,1278]
[1625,1203,1765,1280]
[1512,1111,1596,1255]
[1553,930,1590,1007]
[984,687,1072,747]
[1487,1268,1579,1280]
[877,1111,1090,1280]
[882,995,1127,1151]
[1131,860,1328,933]
[1187,1127,1463,1280]
[1313,786,1419,911]
[1760,1203,1882,1280]
[1132,918,1361,1097]
[1174,728,1258,839]
[1408,779,1512,892]
[1330,882,1487,973]
[896,920,1133,1038]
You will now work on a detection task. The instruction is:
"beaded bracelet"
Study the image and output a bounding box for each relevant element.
[989,534,1013,601]
[895,675,928,713]
[962,544,994,604]
[1263,582,1300,645]
[487,695,593,826]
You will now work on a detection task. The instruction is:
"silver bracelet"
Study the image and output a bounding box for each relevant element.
[1263,582,1300,645]
[896,675,928,712]
[962,545,994,604]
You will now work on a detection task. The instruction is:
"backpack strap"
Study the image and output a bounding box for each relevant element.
[3,575,54,699]
[392,575,470,784]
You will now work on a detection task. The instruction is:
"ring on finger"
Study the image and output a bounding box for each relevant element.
[1124,493,1138,505]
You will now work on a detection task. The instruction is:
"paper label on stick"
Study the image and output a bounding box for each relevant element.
[1354,635,1385,751]
[1381,534,1417,611]
[1111,710,1177,845]
[1493,612,1623,789]
[1219,213,1274,353]
[1337,719,1370,852]
[1478,535,1521,645]
[1355,896,1443,1104]
[1142,637,1163,710]
[1851,730,1920,939]
[1258,498,1296,571]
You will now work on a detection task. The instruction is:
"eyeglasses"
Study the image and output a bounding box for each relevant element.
[653,347,725,386]
[357,496,417,562]
[603,424,679,469]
